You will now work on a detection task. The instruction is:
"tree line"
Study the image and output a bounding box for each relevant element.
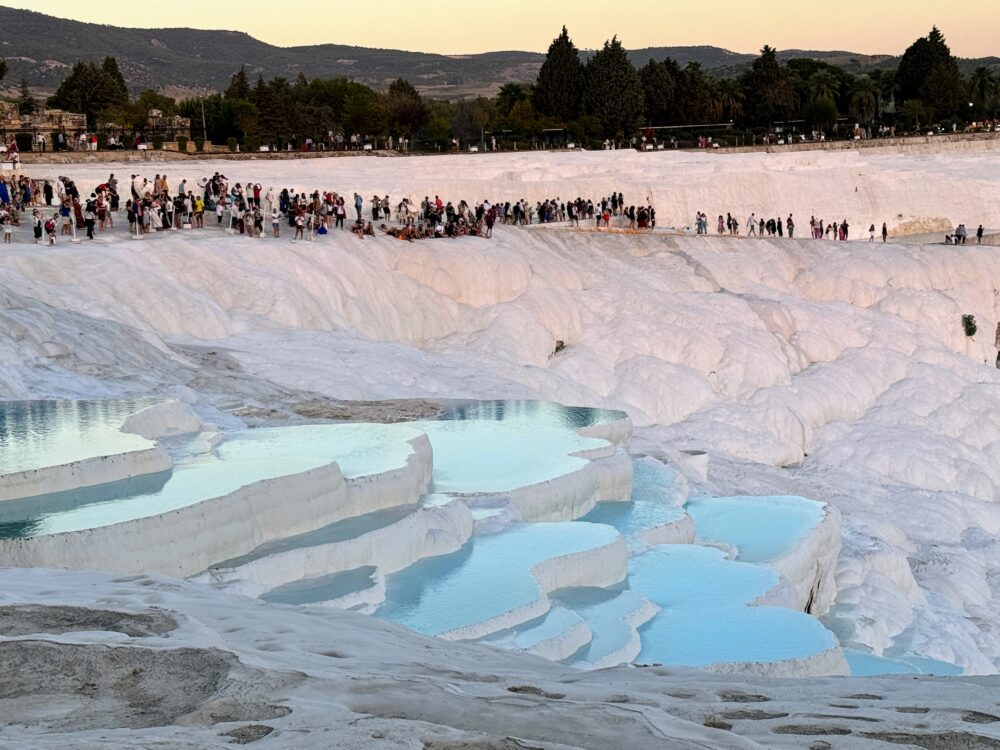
[8,26,999,150]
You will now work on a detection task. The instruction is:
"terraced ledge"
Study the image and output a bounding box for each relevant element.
[638,513,696,547]
[580,595,662,670]
[705,644,850,678]
[458,447,634,523]
[203,501,474,600]
[576,413,633,447]
[0,433,433,578]
[762,503,843,616]
[438,534,629,642]
[524,617,594,662]
[0,446,173,504]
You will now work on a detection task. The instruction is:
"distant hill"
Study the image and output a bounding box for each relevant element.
[0,7,997,100]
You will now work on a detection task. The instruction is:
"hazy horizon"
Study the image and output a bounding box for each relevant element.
[3,0,999,59]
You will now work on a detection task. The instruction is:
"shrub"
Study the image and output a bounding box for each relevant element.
[152,135,164,150]
[96,133,108,150]
[193,136,205,152]
[226,136,238,153]
[962,314,978,337]
[14,132,33,152]
[176,135,188,153]
[244,135,261,152]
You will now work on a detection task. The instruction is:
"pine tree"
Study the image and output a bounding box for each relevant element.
[582,36,644,138]
[48,61,126,128]
[226,66,252,100]
[533,26,583,122]
[101,56,129,105]
[17,77,37,116]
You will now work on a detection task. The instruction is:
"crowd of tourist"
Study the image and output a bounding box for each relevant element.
[0,170,662,245]
[0,170,991,249]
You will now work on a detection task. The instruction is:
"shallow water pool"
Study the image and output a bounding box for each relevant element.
[630,545,838,667]
[686,495,825,562]
[0,400,155,475]
[0,423,421,538]
[376,522,620,636]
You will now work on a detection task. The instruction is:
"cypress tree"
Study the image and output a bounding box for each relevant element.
[101,56,129,105]
[533,26,583,122]
[582,37,644,138]
[17,77,37,115]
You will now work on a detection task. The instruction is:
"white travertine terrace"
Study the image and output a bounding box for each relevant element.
[0,431,433,577]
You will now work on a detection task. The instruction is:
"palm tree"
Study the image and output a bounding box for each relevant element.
[808,71,839,102]
[969,67,997,113]
[849,77,879,123]
[715,78,745,122]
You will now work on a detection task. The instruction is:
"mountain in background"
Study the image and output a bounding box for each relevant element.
[0,7,996,100]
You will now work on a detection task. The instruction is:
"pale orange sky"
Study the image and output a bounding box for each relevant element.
[5,0,998,58]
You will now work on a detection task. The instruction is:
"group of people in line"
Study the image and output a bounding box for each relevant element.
[3,170,989,250]
[696,212,797,238]
[945,224,985,245]
[1,171,656,245]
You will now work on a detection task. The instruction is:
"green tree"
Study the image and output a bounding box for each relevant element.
[741,45,796,126]
[848,76,878,122]
[101,56,129,103]
[674,63,718,124]
[0,60,7,82]
[421,99,454,146]
[969,67,998,114]
[921,59,967,120]
[225,66,252,100]
[386,78,428,137]
[533,26,584,122]
[898,99,929,130]
[639,59,678,126]
[715,77,745,122]
[803,96,839,132]
[808,70,839,102]
[496,83,532,117]
[582,36,644,138]
[897,27,965,118]
[48,61,126,128]
[866,68,897,119]
[17,77,37,116]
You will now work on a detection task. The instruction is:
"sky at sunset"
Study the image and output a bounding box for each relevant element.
[4,0,998,58]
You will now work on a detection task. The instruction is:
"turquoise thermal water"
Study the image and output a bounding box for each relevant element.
[0,423,421,539]
[376,522,620,636]
[411,419,608,493]
[555,587,653,666]
[686,495,825,562]
[844,650,963,676]
[581,458,685,542]
[0,400,155,474]
[630,545,838,666]
[480,606,586,653]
